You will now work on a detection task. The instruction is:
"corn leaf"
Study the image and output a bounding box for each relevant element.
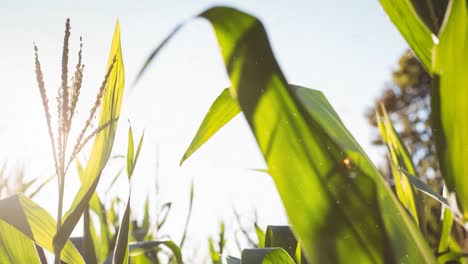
[376,107,421,226]
[0,220,41,264]
[265,226,297,261]
[54,20,125,252]
[0,194,84,263]
[128,240,182,263]
[180,88,239,165]
[379,0,434,70]
[254,224,265,248]
[432,0,468,220]
[438,185,453,254]
[241,248,295,264]
[113,127,144,264]
[137,6,435,263]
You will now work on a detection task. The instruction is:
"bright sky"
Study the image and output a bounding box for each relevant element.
[0,0,407,261]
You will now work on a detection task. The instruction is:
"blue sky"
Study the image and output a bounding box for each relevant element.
[0,0,407,260]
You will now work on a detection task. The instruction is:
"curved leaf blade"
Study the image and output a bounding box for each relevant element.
[379,0,434,70]
[180,88,239,165]
[0,194,84,263]
[0,220,41,264]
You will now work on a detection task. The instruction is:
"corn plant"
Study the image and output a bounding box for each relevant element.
[134,1,468,263]
[0,18,124,263]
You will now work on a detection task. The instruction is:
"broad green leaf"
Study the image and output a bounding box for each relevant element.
[137,6,435,263]
[0,194,84,263]
[128,240,182,264]
[180,88,239,165]
[379,0,434,70]
[376,107,421,226]
[0,220,41,264]
[113,127,144,264]
[432,0,468,219]
[241,248,295,264]
[54,20,125,253]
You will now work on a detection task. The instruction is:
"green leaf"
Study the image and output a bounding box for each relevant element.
[54,20,125,253]
[127,126,135,178]
[76,159,99,264]
[438,186,453,253]
[379,0,434,70]
[254,223,265,248]
[208,237,220,264]
[141,196,150,238]
[0,220,41,264]
[128,240,182,264]
[241,248,295,264]
[137,6,435,263]
[432,0,468,220]
[113,127,144,264]
[376,107,421,226]
[265,226,297,261]
[157,202,172,230]
[113,193,130,264]
[113,127,143,264]
[180,88,239,165]
[0,194,84,263]
[399,169,453,212]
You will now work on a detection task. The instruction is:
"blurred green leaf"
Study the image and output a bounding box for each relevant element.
[254,223,265,248]
[129,240,182,264]
[0,194,84,263]
[54,20,125,253]
[180,180,194,248]
[0,220,41,264]
[113,127,144,264]
[438,186,453,254]
[379,0,434,70]
[376,107,421,226]
[157,202,172,230]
